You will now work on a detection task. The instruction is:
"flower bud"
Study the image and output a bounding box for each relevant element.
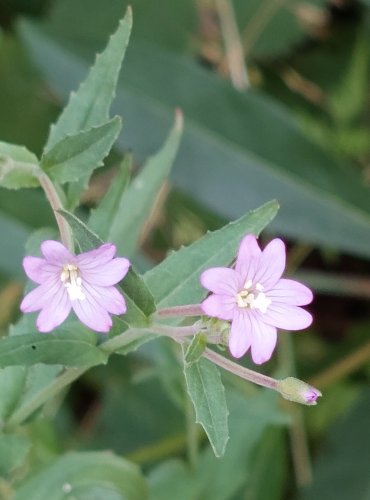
[277,377,322,406]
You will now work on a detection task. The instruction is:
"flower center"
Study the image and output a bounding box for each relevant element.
[236,279,271,314]
[60,264,85,301]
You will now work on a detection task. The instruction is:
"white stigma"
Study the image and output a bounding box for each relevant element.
[236,280,271,314]
[60,264,85,301]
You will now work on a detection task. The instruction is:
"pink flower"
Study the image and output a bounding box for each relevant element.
[200,234,313,364]
[20,240,130,333]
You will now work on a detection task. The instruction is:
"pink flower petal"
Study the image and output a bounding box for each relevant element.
[20,276,62,313]
[71,298,112,333]
[83,283,127,315]
[201,294,236,320]
[253,238,286,289]
[81,257,130,286]
[76,243,116,269]
[235,234,261,283]
[200,267,240,295]
[263,303,313,330]
[229,310,252,358]
[36,288,71,332]
[23,256,59,284]
[249,312,277,364]
[267,279,313,306]
[41,240,75,265]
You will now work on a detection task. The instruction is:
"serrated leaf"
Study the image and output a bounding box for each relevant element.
[40,117,121,184]
[44,9,132,150]
[0,328,107,368]
[185,333,207,365]
[144,200,278,307]
[184,357,229,457]
[88,154,132,239]
[0,141,40,189]
[15,451,148,500]
[108,110,183,257]
[58,209,156,321]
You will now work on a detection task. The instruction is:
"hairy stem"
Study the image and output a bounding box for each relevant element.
[203,347,278,390]
[155,304,204,318]
[38,173,74,251]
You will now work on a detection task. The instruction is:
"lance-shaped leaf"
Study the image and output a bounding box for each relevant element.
[0,328,107,368]
[144,200,278,307]
[88,154,131,239]
[108,109,183,257]
[40,117,121,184]
[184,356,229,458]
[14,451,148,500]
[44,8,132,150]
[0,141,40,189]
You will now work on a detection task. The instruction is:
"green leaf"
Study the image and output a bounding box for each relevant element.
[15,451,148,500]
[0,327,107,368]
[44,8,132,150]
[144,200,278,307]
[0,434,30,476]
[108,110,183,257]
[40,117,121,184]
[88,155,131,239]
[184,333,207,365]
[0,141,40,189]
[58,209,156,321]
[0,366,26,423]
[148,390,288,500]
[184,357,229,457]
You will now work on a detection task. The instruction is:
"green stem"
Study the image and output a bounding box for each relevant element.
[6,367,86,430]
[185,391,199,469]
[155,304,203,318]
[38,173,74,251]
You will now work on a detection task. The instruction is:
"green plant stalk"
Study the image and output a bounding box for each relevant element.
[6,367,86,430]
[38,172,74,251]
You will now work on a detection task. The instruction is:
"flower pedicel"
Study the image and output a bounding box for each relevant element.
[20,240,130,332]
[200,234,313,364]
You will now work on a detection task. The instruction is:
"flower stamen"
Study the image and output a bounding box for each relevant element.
[236,281,271,314]
[61,264,85,301]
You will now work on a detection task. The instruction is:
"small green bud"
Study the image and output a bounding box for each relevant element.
[277,377,322,406]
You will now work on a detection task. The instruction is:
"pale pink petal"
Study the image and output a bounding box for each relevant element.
[253,238,286,289]
[20,276,62,313]
[235,234,261,283]
[71,297,112,332]
[263,303,313,330]
[83,283,127,315]
[81,257,130,286]
[249,312,277,364]
[36,288,71,332]
[23,256,59,284]
[229,310,252,358]
[200,267,241,295]
[41,240,75,265]
[201,294,236,320]
[76,243,116,269]
[267,279,313,306]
